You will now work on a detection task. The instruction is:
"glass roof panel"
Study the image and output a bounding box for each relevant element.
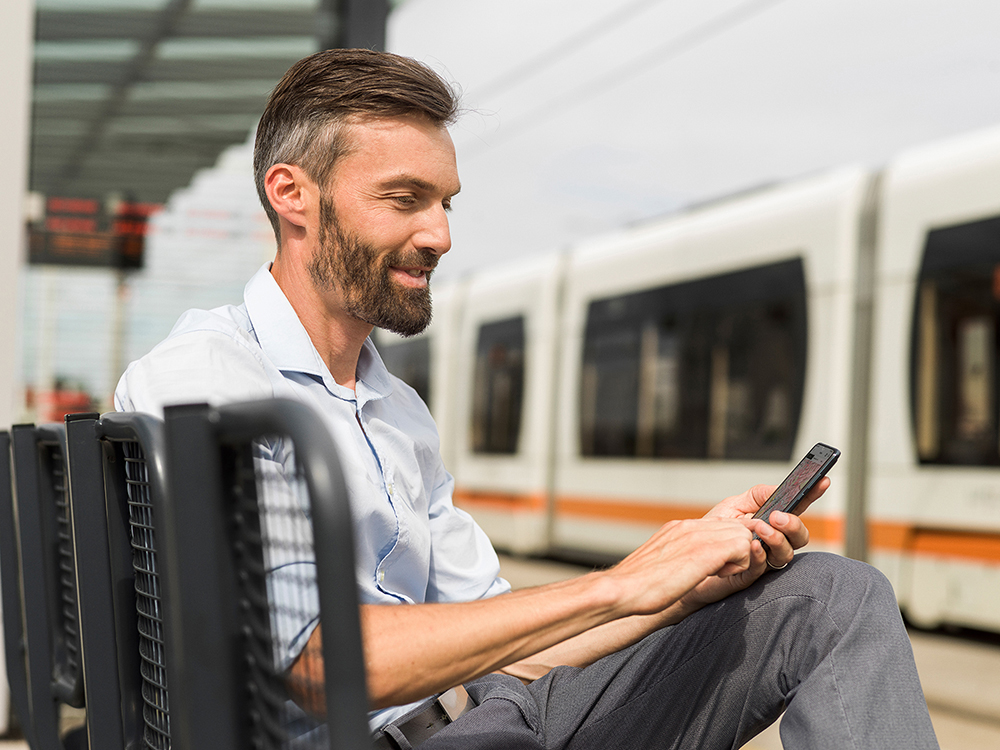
[155,36,316,60]
[193,0,316,9]
[128,80,277,101]
[34,40,141,61]
[33,120,88,137]
[108,114,260,134]
[34,84,113,102]
[36,0,168,10]
[29,0,384,205]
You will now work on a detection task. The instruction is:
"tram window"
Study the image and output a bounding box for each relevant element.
[911,214,1000,465]
[377,336,432,409]
[471,316,526,454]
[580,259,806,461]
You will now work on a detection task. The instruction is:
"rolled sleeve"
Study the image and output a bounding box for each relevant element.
[425,468,511,603]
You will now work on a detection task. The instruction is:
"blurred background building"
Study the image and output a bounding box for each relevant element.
[14,0,390,421]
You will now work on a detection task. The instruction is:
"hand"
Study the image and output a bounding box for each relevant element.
[705,479,829,568]
[606,517,759,618]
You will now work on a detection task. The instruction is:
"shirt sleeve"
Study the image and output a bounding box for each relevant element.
[115,327,273,417]
[424,465,511,603]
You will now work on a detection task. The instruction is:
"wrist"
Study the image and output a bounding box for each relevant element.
[585,568,633,621]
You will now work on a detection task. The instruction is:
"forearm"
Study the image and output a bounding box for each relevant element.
[498,599,694,682]
[361,570,623,708]
[290,516,768,713]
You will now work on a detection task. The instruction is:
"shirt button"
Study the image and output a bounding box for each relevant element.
[387,482,395,496]
[377,569,385,583]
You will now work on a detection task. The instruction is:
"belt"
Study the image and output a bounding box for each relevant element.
[372,686,472,749]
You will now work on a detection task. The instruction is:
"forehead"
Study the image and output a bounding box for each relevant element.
[334,115,460,194]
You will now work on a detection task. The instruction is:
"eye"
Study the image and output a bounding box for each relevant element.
[393,194,417,207]
[442,197,453,212]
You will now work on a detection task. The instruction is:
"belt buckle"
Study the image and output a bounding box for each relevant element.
[437,685,472,722]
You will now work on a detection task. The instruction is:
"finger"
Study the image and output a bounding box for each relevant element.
[765,510,810,551]
[792,476,830,517]
[706,484,777,519]
[749,537,768,573]
[744,516,795,566]
[716,537,768,583]
[749,483,778,510]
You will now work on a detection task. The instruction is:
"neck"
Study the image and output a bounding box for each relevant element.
[269,254,373,391]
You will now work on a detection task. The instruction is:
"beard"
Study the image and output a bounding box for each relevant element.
[309,196,435,337]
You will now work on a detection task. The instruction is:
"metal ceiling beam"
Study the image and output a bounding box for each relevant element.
[50,0,195,193]
[37,9,319,41]
[35,58,301,86]
[319,0,388,50]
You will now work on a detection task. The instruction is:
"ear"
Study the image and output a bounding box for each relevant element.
[264,163,317,232]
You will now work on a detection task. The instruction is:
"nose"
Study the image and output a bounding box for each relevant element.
[415,203,452,257]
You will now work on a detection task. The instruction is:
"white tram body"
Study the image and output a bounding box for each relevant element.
[869,127,1000,630]
[449,254,565,551]
[376,125,1000,631]
[547,167,871,558]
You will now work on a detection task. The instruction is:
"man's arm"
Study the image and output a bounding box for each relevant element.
[496,481,824,682]
[290,481,822,712]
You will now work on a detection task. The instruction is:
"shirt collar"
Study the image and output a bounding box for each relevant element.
[243,263,393,402]
[244,263,328,379]
[356,338,394,404]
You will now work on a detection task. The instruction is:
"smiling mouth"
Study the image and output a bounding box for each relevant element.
[389,265,434,288]
[386,250,438,286]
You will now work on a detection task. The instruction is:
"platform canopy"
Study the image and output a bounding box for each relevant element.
[30,0,388,207]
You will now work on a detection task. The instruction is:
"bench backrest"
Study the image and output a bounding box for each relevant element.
[65,412,171,750]
[0,430,35,746]
[10,422,86,750]
[160,399,369,750]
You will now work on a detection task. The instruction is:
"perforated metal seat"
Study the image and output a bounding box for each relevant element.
[159,399,369,750]
[65,412,171,750]
[0,430,34,745]
[9,422,87,750]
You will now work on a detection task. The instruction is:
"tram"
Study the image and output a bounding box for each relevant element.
[376,125,1000,633]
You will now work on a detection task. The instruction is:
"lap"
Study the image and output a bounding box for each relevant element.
[425,552,893,750]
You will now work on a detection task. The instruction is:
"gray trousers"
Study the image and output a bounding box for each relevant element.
[418,552,939,750]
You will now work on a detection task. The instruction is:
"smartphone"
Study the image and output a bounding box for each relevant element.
[753,442,841,531]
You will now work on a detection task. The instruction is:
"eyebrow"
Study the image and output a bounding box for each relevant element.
[380,174,462,197]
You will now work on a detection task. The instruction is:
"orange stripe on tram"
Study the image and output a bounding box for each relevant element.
[453,489,547,512]
[868,522,1000,564]
[455,489,1000,565]
[554,496,711,526]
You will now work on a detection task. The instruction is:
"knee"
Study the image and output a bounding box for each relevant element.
[782,552,899,621]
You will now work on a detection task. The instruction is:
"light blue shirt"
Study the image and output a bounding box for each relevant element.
[116,263,510,728]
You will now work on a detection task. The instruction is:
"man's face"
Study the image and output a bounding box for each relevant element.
[310,197,436,336]
[307,115,460,337]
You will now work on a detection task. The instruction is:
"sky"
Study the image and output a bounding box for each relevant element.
[387,0,1000,280]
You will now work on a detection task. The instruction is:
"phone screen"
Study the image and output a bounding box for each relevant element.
[752,442,840,526]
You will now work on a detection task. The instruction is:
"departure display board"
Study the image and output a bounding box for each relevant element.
[28,197,158,269]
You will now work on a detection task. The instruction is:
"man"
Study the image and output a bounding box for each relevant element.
[117,48,939,749]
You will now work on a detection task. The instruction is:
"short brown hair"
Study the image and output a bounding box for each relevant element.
[253,48,460,241]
